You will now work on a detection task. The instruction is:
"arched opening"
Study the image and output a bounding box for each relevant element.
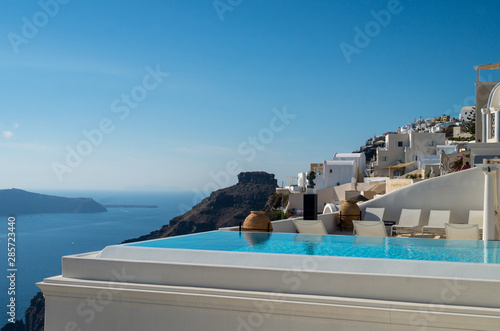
[482,82,500,142]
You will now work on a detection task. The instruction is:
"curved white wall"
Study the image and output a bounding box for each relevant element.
[359,168,484,225]
[488,82,500,108]
[323,203,338,214]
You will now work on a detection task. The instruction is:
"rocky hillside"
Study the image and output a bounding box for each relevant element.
[0,189,106,215]
[124,171,278,243]
[24,293,44,331]
[1,292,44,331]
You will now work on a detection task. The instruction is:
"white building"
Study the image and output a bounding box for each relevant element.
[307,160,357,190]
[371,132,445,177]
[417,154,440,169]
[398,118,432,134]
[471,81,500,164]
[460,106,475,121]
[297,172,307,188]
[437,144,459,154]
[295,153,366,191]
[430,122,453,133]
[333,152,366,177]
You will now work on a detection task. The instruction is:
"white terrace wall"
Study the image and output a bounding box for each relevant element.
[317,186,336,208]
[357,181,385,192]
[332,182,356,202]
[286,183,355,211]
[219,213,338,234]
[358,167,484,226]
[386,178,421,193]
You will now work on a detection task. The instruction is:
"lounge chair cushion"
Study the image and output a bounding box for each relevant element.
[353,220,387,237]
[445,223,479,240]
[292,219,328,235]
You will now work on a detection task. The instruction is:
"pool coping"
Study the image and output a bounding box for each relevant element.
[94,244,500,280]
[60,248,500,309]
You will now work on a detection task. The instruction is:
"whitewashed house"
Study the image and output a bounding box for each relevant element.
[460,106,475,121]
[295,153,366,191]
[371,132,445,177]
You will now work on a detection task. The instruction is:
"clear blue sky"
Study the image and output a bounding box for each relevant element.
[1,0,500,193]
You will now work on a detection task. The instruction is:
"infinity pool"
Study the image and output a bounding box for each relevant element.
[125,231,500,264]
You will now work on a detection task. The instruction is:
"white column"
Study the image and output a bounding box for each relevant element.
[481,108,489,143]
[482,165,497,241]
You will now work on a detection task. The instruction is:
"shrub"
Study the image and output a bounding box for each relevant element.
[269,210,288,221]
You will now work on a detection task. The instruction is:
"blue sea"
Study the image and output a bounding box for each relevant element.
[0,190,195,326]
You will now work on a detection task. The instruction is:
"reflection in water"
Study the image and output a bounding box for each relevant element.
[353,236,389,258]
[242,231,272,246]
[294,234,325,243]
[353,236,386,246]
[294,234,325,255]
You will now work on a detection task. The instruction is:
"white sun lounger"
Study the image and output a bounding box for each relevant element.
[467,210,483,238]
[352,207,385,234]
[292,219,328,235]
[445,223,479,240]
[421,210,451,237]
[353,220,387,237]
[391,209,422,236]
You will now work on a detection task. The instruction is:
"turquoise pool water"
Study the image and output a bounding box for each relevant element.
[126,231,500,264]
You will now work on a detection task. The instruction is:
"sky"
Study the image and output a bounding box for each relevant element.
[1,0,500,195]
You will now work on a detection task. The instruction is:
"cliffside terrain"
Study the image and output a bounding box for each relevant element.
[0,189,106,215]
[0,292,44,331]
[24,292,44,331]
[124,171,278,243]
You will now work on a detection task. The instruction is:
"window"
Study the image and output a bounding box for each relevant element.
[382,156,387,162]
[329,169,332,173]
[491,113,496,139]
[397,141,403,147]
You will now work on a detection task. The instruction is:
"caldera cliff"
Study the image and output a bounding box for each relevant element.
[124,171,278,243]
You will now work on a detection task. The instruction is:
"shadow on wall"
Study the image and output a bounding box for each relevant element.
[358,168,484,225]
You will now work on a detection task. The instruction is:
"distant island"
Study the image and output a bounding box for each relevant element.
[0,188,107,215]
[103,205,158,208]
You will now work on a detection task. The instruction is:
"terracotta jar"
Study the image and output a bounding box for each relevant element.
[339,200,360,230]
[242,211,273,232]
